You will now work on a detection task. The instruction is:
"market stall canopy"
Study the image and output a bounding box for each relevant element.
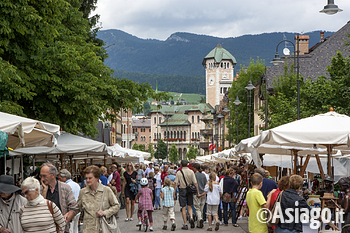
[107,144,151,163]
[235,111,350,168]
[0,112,60,149]
[10,132,108,161]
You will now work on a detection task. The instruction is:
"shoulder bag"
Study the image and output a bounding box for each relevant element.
[99,187,121,233]
[180,170,197,194]
[267,191,283,226]
[46,200,59,233]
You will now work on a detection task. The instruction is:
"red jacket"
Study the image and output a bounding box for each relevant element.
[161,171,168,182]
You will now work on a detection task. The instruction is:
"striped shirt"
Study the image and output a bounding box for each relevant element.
[20,202,66,233]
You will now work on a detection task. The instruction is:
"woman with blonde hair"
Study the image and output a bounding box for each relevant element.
[20,177,65,232]
[198,172,222,231]
[77,165,119,233]
[122,162,138,221]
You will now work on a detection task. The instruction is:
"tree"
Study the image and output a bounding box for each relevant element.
[138,144,146,152]
[155,139,167,161]
[186,145,199,161]
[132,143,139,150]
[147,143,155,160]
[169,144,179,164]
[0,0,170,137]
[228,58,265,143]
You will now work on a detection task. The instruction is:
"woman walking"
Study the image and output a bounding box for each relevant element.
[77,165,120,233]
[122,162,138,221]
[154,167,162,210]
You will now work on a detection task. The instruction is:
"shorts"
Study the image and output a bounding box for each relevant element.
[179,188,193,207]
[207,205,218,216]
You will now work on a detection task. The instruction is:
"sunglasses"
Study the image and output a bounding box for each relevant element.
[24,188,36,195]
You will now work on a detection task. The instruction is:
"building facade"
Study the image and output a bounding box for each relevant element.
[132,118,151,150]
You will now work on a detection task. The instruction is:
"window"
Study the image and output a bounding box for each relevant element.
[171,131,173,139]
[192,132,194,139]
[197,116,200,123]
[154,117,156,124]
[149,136,151,141]
[135,136,138,141]
[164,131,167,139]
[223,87,227,94]
[227,63,230,68]
[220,87,223,94]
[192,116,194,123]
[154,133,157,139]
[133,128,135,133]
[159,117,162,124]
[149,129,151,132]
[177,131,179,139]
[141,128,145,132]
[123,124,126,134]
[180,131,183,139]
[184,131,186,140]
[174,131,177,139]
[159,133,161,139]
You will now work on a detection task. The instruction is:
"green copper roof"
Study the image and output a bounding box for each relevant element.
[159,113,190,126]
[150,103,213,115]
[202,44,237,66]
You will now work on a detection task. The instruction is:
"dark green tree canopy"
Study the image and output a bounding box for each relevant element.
[169,144,179,164]
[0,0,168,136]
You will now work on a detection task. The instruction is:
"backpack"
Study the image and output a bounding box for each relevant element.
[148,178,155,191]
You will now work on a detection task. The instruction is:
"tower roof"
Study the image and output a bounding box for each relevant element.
[202,43,237,66]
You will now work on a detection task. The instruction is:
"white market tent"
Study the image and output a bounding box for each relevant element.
[107,144,151,164]
[0,111,60,149]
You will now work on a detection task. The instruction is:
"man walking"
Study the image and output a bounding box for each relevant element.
[145,163,154,178]
[41,163,79,233]
[192,163,206,228]
[58,169,81,233]
[174,160,199,230]
[0,175,27,233]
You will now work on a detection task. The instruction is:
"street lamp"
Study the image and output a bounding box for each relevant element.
[217,112,224,152]
[165,114,169,162]
[320,0,343,15]
[211,109,217,154]
[246,73,256,138]
[222,105,231,147]
[271,36,300,120]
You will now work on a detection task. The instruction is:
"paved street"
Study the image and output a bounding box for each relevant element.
[112,202,248,233]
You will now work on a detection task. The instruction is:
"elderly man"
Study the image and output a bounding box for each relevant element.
[0,175,27,233]
[41,163,79,233]
[58,169,81,233]
[161,164,169,183]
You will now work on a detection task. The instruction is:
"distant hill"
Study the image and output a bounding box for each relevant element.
[98,30,334,94]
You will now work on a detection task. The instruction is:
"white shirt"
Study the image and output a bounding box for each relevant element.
[202,171,209,182]
[204,183,222,205]
[107,173,113,184]
[155,173,162,188]
[145,167,154,178]
[65,179,81,201]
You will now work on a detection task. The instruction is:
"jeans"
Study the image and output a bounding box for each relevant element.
[155,188,161,208]
[223,202,237,224]
[203,203,207,221]
[218,201,222,221]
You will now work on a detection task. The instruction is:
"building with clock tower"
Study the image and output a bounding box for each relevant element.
[202,44,237,108]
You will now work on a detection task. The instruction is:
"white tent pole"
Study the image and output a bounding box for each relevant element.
[21,155,24,181]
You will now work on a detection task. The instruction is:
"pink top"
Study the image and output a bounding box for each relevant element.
[138,187,154,211]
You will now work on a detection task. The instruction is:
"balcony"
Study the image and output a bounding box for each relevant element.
[200,129,213,136]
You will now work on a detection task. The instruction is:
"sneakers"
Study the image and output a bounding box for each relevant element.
[219,221,223,225]
[163,225,167,230]
[189,218,195,228]
[136,221,142,227]
[181,225,188,230]
[238,216,242,220]
[150,226,154,231]
[199,219,204,228]
[215,222,220,231]
[204,220,209,224]
[171,223,176,231]
[207,227,212,231]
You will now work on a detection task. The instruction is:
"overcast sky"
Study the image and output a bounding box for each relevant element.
[93,0,350,40]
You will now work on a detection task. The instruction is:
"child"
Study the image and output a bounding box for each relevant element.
[246,173,272,233]
[199,172,222,231]
[135,178,154,231]
[160,178,176,231]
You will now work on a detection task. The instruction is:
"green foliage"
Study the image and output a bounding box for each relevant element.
[186,145,199,161]
[259,50,350,129]
[0,0,170,137]
[228,58,265,143]
[138,144,146,151]
[147,143,155,160]
[155,139,167,161]
[132,143,139,150]
[169,144,179,164]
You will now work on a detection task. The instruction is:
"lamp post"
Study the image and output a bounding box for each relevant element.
[271,36,300,120]
[246,73,256,138]
[165,114,169,163]
[211,109,217,154]
[320,0,343,14]
[222,105,231,147]
[217,112,224,152]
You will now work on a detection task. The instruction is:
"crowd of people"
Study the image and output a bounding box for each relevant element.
[1,156,348,233]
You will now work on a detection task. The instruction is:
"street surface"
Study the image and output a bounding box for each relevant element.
[79,202,248,232]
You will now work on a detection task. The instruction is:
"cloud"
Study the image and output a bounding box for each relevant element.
[94,0,350,40]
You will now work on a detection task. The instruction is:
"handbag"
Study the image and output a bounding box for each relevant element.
[99,187,121,233]
[222,192,236,203]
[47,200,59,233]
[180,170,197,194]
[267,191,283,226]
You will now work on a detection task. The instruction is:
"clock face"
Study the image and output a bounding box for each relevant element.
[209,76,215,85]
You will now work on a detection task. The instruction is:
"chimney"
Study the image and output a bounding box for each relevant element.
[295,35,309,55]
[320,31,325,42]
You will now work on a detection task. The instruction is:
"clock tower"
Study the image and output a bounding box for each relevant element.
[202,44,236,108]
